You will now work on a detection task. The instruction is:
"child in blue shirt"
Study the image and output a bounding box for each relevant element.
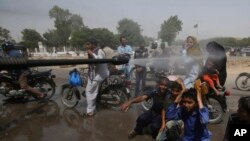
[167,88,212,141]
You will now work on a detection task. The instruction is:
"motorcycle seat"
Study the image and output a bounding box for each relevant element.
[30,70,52,77]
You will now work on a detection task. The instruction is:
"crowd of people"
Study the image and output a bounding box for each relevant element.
[117,35,245,141]
[1,35,248,141]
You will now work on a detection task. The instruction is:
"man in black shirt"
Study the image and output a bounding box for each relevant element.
[121,77,173,139]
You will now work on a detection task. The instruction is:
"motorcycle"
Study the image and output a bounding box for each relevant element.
[235,72,250,91]
[204,84,230,124]
[0,69,56,101]
[61,67,131,111]
[130,64,175,81]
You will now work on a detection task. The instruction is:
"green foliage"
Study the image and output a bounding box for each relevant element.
[70,14,84,32]
[89,28,119,49]
[117,18,144,46]
[143,36,155,47]
[43,29,60,47]
[158,15,183,45]
[20,29,43,50]
[47,6,85,47]
[0,27,14,44]
[69,27,91,50]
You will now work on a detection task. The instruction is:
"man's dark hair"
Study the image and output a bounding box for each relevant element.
[158,77,170,86]
[87,38,98,46]
[120,35,127,42]
[182,88,197,102]
[239,96,250,114]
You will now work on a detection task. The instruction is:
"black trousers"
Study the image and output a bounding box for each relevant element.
[134,110,162,139]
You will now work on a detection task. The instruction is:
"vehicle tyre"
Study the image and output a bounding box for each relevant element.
[140,86,154,111]
[206,96,224,124]
[99,88,128,111]
[141,98,153,111]
[34,79,56,100]
[235,74,250,91]
[61,85,79,108]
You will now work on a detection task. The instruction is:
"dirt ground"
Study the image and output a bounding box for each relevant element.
[227,57,250,74]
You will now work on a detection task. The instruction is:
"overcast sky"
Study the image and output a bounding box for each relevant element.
[0,0,250,41]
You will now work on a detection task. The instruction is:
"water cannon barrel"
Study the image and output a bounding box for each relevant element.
[0,57,129,70]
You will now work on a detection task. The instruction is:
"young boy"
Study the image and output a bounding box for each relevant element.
[121,77,173,139]
[167,88,212,141]
[157,79,186,141]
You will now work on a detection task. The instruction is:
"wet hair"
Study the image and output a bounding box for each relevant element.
[87,38,98,46]
[238,96,250,114]
[170,81,183,91]
[158,77,170,86]
[182,88,198,102]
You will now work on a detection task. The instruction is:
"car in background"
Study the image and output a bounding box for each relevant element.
[241,47,250,56]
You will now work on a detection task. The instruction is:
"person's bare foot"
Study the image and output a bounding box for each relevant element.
[214,89,220,96]
[38,94,47,99]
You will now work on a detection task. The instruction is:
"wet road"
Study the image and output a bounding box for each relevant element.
[0,66,249,141]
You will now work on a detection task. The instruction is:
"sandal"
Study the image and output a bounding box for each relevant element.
[217,87,225,91]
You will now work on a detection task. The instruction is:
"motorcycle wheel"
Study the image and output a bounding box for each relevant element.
[206,96,224,124]
[141,98,153,111]
[98,88,128,111]
[140,86,154,111]
[61,85,79,108]
[235,74,250,91]
[34,80,55,100]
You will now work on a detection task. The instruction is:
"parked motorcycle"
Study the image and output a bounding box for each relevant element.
[0,69,56,101]
[61,67,131,111]
[235,72,250,91]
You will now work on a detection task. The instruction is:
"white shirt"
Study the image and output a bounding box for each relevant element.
[92,49,110,82]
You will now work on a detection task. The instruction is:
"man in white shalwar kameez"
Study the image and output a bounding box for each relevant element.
[85,38,109,116]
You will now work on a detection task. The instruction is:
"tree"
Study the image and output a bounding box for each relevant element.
[47,6,86,48]
[143,36,155,46]
[69,27,91,50]
[70,14,84,33]
[90,28,119,49]
[117,18,144,46]
[158,15,183,45]
[20,29,43,50]
[0,27,14,45]
[49,6,72,47]
[43,29,60,48]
